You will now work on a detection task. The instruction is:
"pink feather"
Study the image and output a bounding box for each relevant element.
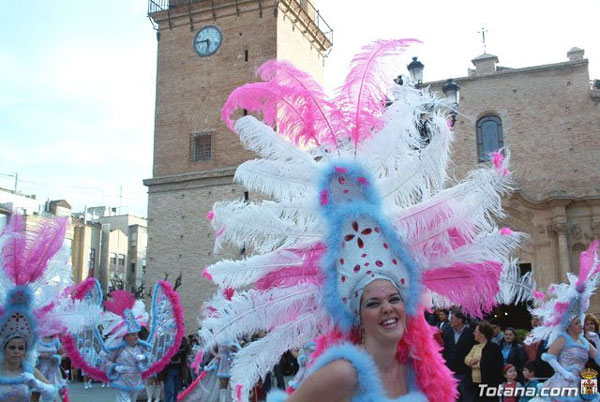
[62,333,110,382]
[533,290,545,300]
[104,290,136,315]
[576,240,599,288]
[254,243,326,290]
[2,215,68,285]
[142,280,185,379]
[72,278,98,300]
[423,261,502,317]
[221,81,322,147]
[256,60,343,147]
[335,39,420,147]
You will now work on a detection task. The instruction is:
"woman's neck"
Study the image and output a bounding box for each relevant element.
[362,337,399,372]
[1,360,21,374]
[568,331,579,341]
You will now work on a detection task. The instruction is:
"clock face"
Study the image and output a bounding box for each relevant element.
[194,25,222,57]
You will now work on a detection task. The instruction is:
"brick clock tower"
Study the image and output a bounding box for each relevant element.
[144,0,332,330]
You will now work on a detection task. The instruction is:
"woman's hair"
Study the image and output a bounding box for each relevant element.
[585,313,600,333]
[3,335,27,350]
[477,320,494,341]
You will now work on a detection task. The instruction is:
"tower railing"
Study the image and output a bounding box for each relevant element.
[148,0,332,49]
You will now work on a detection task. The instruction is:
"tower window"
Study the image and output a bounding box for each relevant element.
[191,132,213,161]
[476,115,503,161]
[244,49,249,62]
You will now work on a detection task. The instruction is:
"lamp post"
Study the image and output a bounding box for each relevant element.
[407,57,424,88]
[442,78,460,127]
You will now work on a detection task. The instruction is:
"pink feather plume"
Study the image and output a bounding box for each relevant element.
[1,215,68,286]
[254,243,326,290]
[255,60,342,147]
[576,240,600,289]
[423,261,502,317]
[335,38,420,147]
[104,290,136,315]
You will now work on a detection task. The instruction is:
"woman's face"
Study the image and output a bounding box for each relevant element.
[504,329,516,344]
[124,332,139,346]
[359,279,406,344]
[585,319,596,333]
[4,338,26,366]
[568,318,583,335]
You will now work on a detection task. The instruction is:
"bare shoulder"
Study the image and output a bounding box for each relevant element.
[288,359,357,402]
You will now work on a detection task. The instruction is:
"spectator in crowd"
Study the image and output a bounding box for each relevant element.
[499,364,521,402]
[489,319,504,345]
[585,313,600,371]
[443,308,476,401]
[162,335,190,402]
[520,360,539,402]
[465,320,503,401]
[498,327,526,382]
[438,309,451,333]
[523,315,553,379]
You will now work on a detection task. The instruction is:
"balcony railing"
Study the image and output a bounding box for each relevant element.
[148,0,332,50]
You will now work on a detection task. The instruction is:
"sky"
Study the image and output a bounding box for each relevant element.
[1,0,598,218]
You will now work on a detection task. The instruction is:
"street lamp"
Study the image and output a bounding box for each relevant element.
[442,78,460,127]
[407,57,424,87]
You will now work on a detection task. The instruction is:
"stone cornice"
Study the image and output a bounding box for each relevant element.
[426,59,589,86]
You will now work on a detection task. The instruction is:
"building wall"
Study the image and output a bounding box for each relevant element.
[146,0,330,330]
[429,54,600,315]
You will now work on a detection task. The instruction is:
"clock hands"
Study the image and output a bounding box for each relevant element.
[197,38,210,51]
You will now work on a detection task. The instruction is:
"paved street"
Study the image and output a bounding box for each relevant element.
[66,381,119,402]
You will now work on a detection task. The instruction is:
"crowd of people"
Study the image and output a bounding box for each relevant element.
[433,306,600,402]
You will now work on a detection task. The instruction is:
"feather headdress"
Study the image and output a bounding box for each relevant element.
[101,289,148,346]
[527,240,600,345]
[0,214,100,371]
[200,39,523,401]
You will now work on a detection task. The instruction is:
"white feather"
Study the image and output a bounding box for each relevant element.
[211,200,322,254]
[235,159,317,202]
[235,116,320,165]
[199,284,321,351]
[206,249,305,288]
[496,259,536,305]
[229,310,329,401]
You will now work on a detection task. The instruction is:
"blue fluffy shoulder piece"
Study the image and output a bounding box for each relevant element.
[307,343,384,399]
[265,390,288,402]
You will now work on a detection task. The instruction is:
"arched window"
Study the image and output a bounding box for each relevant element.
[476,115,503,161]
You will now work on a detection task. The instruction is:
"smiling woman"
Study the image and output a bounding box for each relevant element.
[195,38,524,402]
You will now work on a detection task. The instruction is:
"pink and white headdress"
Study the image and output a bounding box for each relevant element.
[527,241,600,345]
[0,214,100,370]
[198,39,524,400]
[101,289,148,346]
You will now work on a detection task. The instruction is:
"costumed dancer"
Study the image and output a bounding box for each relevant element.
[196,38,525,402]
[79,338,100,389]
[526,241,600,401]
[61,277,185,402]
[36,333,66,400]
[178,289,238,402]
[0,215,101,401]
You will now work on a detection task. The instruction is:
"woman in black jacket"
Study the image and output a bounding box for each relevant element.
[498,327,527,381]
[465,321,504,401]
